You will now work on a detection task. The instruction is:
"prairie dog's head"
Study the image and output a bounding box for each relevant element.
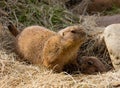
[58,25,87,43]
[79,56,107,74]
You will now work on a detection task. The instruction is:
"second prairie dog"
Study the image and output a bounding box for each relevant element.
[79,56,107,74]
[15,25,87,72]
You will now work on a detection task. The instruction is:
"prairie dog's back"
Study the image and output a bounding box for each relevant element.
[16,26,56,64]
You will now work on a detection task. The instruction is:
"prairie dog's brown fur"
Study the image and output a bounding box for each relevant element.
[43,26,86,72]
[79,56,107,74]
[13,25,86,72]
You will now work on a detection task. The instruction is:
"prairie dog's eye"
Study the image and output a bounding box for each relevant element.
[87,61,94,65]
[71,30,76,33]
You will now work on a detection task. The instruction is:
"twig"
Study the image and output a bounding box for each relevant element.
[13,11,18,27]
[0,9,8,16]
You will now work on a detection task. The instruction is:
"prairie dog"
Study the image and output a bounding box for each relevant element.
[79,56,107,74]
[8,25,87,72]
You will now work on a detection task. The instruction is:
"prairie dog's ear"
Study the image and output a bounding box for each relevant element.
[58,30,65,36]
[61,32,64,36]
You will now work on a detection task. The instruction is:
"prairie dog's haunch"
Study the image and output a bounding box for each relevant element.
[15,26,56,63]
[11,25,87,72]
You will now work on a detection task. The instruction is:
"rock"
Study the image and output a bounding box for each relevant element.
[96,15,120,27]
[88,0,112,13]
[104,24,120,70]
[65,0,120,14]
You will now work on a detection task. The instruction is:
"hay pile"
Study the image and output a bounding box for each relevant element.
[0,0,120,88]
[0,50,120,88]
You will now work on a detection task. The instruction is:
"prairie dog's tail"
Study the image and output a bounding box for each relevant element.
[8,22,20,37]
